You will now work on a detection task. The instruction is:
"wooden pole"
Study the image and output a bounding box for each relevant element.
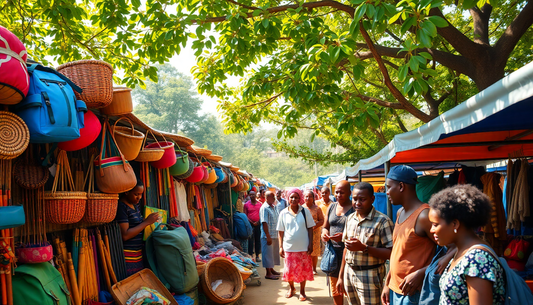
[67,253,81,305]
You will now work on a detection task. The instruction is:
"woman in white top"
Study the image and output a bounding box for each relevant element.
[277,188,315,301]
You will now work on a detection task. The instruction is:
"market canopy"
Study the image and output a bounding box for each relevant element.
[346,61,533,177]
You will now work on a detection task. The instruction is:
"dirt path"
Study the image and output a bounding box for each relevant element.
[241,259,335,305]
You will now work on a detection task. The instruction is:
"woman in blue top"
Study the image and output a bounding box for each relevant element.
[428,184,505,305]
[115,181,159,276]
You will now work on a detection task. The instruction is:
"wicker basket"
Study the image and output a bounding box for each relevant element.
[0,111,29,160]
[113,117,144,161]
[134,130,165,163]
[44,150,87,224]
[82,155,119,224]
[174,156,194,179]
[13,158,49,190]
[57,60,113,108]
[200,257,244,304]
[197,261,206,277]
[100,87,133,116]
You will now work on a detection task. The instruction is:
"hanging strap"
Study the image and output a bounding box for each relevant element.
[0,46,27,68]
[27,64,83,93]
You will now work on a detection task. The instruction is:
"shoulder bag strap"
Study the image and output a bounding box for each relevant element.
[29,64,83,93]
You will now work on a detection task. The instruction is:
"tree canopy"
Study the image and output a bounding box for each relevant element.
[3,0,532,164]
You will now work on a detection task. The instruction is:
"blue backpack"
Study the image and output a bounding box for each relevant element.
[233,212,253,240]
[13,64,86,143]
[474,244,533,305]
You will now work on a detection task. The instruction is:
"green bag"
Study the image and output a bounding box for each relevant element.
[12,262,71,305]
[146,224,199,294]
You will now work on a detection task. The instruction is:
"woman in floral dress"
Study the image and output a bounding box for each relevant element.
[428,184,505,305]
[303,190,324,274]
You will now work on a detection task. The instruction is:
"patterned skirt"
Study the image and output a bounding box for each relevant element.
[283,251,314,283]
[124,249,144,276]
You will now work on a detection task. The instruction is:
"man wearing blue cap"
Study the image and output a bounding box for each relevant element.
[381,165,453,305]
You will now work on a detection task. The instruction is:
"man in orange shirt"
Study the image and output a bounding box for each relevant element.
[381,165,454,305]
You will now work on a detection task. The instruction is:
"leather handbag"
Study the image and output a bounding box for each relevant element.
[0,205,25,229]
[94,120,136,194]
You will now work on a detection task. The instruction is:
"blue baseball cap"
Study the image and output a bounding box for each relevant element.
[386,165,418,184]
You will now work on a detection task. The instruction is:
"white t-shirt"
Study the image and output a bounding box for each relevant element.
[277,206,316,252]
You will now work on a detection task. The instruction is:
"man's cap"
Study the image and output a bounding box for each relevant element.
[386,165,418,184]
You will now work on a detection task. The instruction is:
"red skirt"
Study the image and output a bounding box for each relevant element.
[283,251,314,283]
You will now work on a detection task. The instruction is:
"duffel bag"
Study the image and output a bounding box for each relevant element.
[12,262,71,305]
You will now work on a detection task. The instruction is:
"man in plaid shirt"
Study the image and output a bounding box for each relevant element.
[337,182,394,305]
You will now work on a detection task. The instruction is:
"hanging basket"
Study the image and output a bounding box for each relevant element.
[44,150,87,224]
[82,154,119,224]
[13,156,49,190]
[146,132,175,169]
[200,257,243,304]
[113,117,145,161]
[168,145,189,176]
[173,156,194,180]
[186,163,206,183]
[100,87,133,116]
[134,129,165,163]
[0,111,29,160]
[57,60,113,108]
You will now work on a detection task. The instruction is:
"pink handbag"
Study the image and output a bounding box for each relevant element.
[16,243,53,263]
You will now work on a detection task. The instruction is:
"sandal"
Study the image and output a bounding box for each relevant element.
[265,275,279,280]
[299,294,307,301]
[285,289,296,298]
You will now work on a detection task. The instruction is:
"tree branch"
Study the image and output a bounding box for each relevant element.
[469,4,492,46]
[494,0,533,66]
[357,94,403,109]
[199,0,355,23]
[224,0,259,10]
[391,109,408,133]
[242,92,283,108]
[359,23,433,122]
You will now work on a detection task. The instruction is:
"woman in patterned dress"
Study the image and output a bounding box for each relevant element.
[428,184,505,305]
[303,190,324,274]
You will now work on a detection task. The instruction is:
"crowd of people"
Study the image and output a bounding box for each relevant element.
[237,164,519,305]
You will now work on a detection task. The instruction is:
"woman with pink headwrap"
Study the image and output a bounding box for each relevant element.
[277,188,316,301]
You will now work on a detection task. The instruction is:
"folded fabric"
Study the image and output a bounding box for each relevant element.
[126,287,170,305]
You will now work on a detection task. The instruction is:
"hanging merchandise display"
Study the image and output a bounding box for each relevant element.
[0,26,29,105]
[0,111,29,160]
[416,171,446,203]
[57,60,113,108]
[186,163,206,184]
[94,120,137,194]
[44,150,87,224]
[82,154,119,224]
[168,145,189,176]
[13,64,87,143]
[173,156,194,180]
[112,117,145,161]
[146,134,176,169]
[58,110,101,152]
[214,167,226,184]
[134,129,165,163]
[100,87,133,116]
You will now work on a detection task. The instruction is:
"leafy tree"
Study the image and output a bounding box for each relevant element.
[4,0,531,164]
[133,64,204,134]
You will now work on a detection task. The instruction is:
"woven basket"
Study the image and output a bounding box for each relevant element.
[174,156,194,179]
[13,158,49,190]
[101,87,133,116]
[57,60,113,108]
[82,154,119,224]
[197,261,206,277]
[44,150,87,224]
[0,111,29,160]
[113,117,144,161]
[200,257,243,304]
[134,130,165,163]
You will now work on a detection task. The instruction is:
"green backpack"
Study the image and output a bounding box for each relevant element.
[12,262,71,305]
[146,224,199,294]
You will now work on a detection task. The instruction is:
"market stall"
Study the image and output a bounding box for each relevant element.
[0,26,266,305]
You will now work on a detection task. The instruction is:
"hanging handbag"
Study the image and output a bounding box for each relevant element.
[0,205,25,230]
[320,240,338,276]
[94,120,136,194]
[504,237,530,262]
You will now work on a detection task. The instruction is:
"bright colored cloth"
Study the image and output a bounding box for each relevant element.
[244,200,261,222]
[282,251,314,283]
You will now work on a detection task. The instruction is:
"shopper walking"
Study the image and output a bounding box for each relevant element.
[260,191,281,279]
[322,180,354,305]
[337,182,394,305]
[429,184,505,305]
[244,190,262,261]
[278,188,315,301]
[276,189,288,213]
[303,190,324,274]
[381,165,454,305]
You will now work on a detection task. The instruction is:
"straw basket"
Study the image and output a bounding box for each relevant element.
[200,257,244,304]
[134,129,165,163]
[100,87,133,116]
[174,157,194,180]
[82,155,119,224]
[113,117,144,161]
[0,111,29,160]
[45,150,87,224]
[197,261,206,277]
[13,157,49,190]
[57,60,113,108]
